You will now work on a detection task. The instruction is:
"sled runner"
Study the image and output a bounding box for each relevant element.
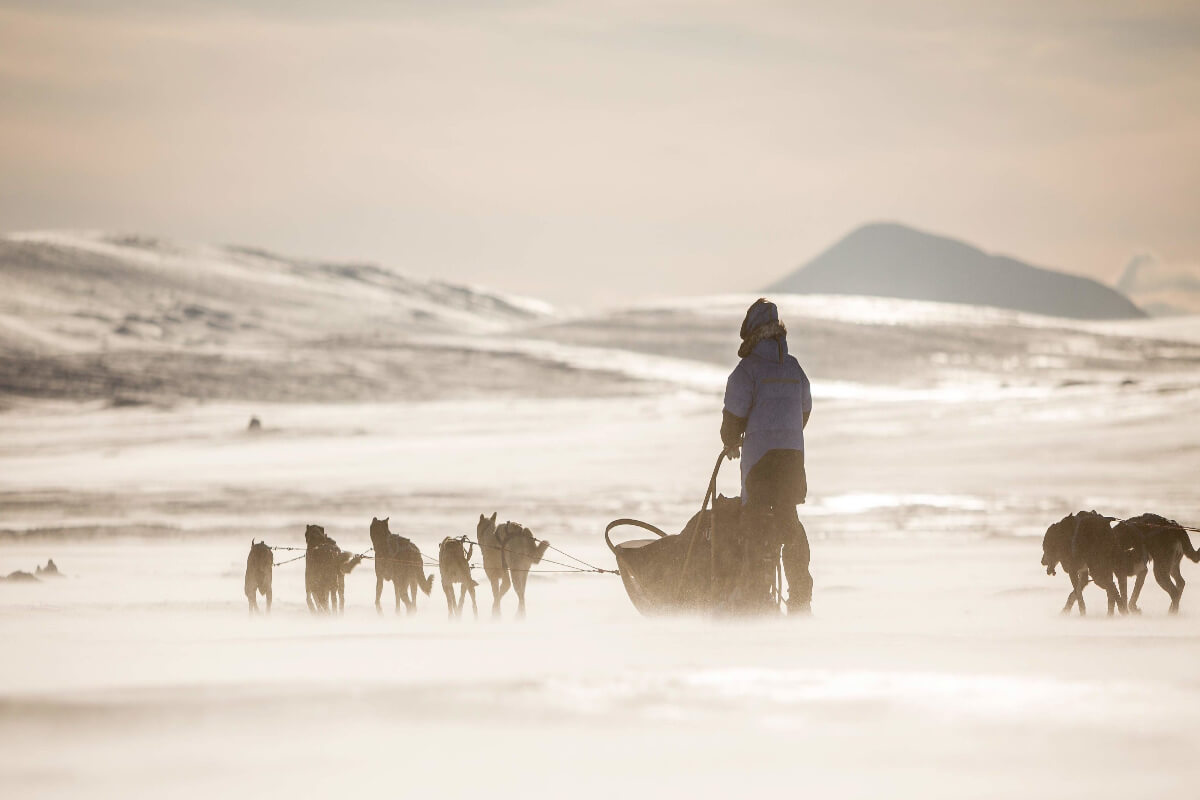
[605,451,785,616]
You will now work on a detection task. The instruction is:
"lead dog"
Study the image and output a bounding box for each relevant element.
[1041,510,1134,616]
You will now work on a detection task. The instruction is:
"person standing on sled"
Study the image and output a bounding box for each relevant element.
[721,298,813,614]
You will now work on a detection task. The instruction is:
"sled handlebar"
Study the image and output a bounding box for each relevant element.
[605,449,729,555]
[604,518,670,554]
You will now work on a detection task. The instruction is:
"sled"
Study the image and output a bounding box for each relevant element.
[604,451,785,616]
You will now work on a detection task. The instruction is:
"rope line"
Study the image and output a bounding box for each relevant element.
[268,539,616,576]
[1111,517,1200,534]
[544,542,610,573]
[464,537,617,575]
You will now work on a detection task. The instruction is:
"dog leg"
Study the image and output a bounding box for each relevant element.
[247,592,257,615]
[491,574,510,618]
[467,583,478,619]
[1093,573,1124,616]
[1117,574,1129,612]
[1171,558,1186,613]
[1061,590,1076,614]
[1129,569,1146,614]
[400,581,416,615]
[375,576,384,615]
[264,587,272,614]
[1153,560,1180,614]
[1064,574,1078,615]
[512,567,528,620]
[1070,571,1087,616]
[395,581,405,614]
[444,581,457,620]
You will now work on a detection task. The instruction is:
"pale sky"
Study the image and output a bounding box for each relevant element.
[2,1,1198,305]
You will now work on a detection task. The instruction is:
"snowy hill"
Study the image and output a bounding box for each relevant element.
[0,231,550,355]
[0,232,605,405]
[768,223,1145,320]
[5,232,1200,407]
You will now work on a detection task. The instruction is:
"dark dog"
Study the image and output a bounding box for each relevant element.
[438,536,478,620]
[1041,510,1132,616]
[369,517,433,615]
[244,540,273,614]
[1113,513,1199,614]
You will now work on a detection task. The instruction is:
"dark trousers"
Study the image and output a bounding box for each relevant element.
[745,449,812,610]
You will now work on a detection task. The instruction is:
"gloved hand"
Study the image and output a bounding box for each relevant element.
[725,445,741,461]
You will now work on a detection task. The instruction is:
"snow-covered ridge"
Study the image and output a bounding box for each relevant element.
[1,230,553,351]
[623,293,1200,338]
[5,233,1200,407]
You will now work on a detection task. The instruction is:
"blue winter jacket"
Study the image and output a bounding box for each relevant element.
[723,306,812,501]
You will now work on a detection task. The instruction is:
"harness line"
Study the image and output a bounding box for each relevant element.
[464,536,618,575]
[269,539,614,575]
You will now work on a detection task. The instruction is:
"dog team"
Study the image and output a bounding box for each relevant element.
[248,508,1197,618]
[244,512,550,618]
[1042,511,1199,615]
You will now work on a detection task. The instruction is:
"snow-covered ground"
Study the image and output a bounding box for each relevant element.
[3,239,1200,797]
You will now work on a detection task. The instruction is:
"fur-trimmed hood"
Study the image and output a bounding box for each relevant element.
[739,320,788,358]
[738,299,788,359]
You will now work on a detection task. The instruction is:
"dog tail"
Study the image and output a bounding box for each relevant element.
[532,539,551,565]
[1181,530,1200,563]
[418,571,434,596]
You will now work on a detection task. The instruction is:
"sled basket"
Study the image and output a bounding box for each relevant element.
[606,493,782,616]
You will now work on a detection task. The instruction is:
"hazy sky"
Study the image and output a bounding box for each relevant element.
[2,1,1198,305]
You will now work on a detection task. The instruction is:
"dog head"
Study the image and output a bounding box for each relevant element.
[304,524,327,548]
[1111,519,1147,570]
[440,536,473,562]
[477,512,497,539]
[369,516,390,546]
[1041,516,1074,575]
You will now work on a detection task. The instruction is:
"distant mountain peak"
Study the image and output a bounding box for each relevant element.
[767,223,1145,320]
